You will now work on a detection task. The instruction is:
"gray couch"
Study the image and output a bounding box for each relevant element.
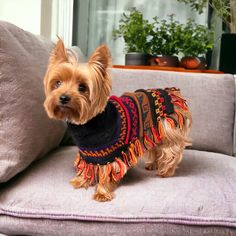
[0,21,236,236]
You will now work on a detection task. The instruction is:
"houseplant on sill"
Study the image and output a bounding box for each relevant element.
[112,8,154,65]
[150,14,183,67]
[113,9,214,69]
[179,19,214,69]
[177,0,236,73]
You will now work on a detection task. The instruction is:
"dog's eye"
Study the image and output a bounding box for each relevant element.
[78,84,87,93]
[55,80,62,88]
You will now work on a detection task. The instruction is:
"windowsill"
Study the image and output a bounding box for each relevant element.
[113,65,223,74]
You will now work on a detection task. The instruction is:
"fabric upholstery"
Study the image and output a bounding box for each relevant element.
[0,146,235,235]
[0,217,235,236]
[0,21,66,182]
[111,69,235,156]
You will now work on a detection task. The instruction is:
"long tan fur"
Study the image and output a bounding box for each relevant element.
[146,105,192,177]
[44,39,192,202]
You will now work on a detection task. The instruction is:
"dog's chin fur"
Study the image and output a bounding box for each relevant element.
[43,39,192,202]
[44,95,108,125]
[44,93,87,125]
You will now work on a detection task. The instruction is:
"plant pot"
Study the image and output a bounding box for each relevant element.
[125,53,151,66]
[198,57,208,69]
[180,56,204,69]
[150,55,179,67]
[219,33,236,74]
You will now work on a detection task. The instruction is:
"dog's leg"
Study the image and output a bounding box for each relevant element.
[70,175,92,189]
[70,156,95,189]
[155,117,190,177]
[93,165,115,202]
[93,182,114,202]
[93,160,127,202]
[145,148,157,170]
[156,144,184,177]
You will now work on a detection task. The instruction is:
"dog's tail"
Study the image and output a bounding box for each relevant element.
[164,87,192,147]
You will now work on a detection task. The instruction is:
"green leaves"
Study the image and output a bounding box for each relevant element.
[180,19,214,56]
[177,0,207,14]
[151,14,185,55]
[113,8,214,57]
[177,0,231,29]
[211,0,230,25]
[112,8,154,53]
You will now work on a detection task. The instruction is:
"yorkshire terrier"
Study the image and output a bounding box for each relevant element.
[44,39,192,202]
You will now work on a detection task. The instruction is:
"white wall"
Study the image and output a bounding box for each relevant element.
[0,0,41,35]
[0,0,73,46]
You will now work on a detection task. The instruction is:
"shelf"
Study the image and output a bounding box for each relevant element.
[113,65,224,74]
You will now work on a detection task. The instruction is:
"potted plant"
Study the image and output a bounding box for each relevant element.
[177,0,236,73]
[179,19,214,69]
[113,9,214,69]
[113,8,154,65]
[150,14,183,67]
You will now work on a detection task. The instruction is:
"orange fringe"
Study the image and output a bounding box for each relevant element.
[121,151,129,167]
[173,100,188,110]
[128,144,138,165]
[106,164,112,180]
[169,90,188,111]
[151,127,160,143]
[112,158,124,181]
[158,121,165,139]
[144,133,155,149]
[166,117,175,128]
[74,138,146,185]
[134,139,144,156]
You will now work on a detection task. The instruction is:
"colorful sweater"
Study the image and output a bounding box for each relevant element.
[68,88,188,183]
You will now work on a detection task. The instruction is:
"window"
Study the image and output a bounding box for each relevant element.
[72,0,208,64]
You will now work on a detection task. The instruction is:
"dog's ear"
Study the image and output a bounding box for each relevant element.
[88,45,112,113]
[49,38,68,64]
[88,45,112,74]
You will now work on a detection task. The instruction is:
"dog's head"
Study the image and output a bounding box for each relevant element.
[43,39,112,125]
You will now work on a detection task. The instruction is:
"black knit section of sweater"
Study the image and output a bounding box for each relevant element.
[80,144,128,165]
[67,101,120,150]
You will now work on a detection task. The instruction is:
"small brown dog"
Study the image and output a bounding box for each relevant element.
[44,39,192,202]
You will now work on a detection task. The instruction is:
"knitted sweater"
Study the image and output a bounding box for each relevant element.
[68,88,188,183]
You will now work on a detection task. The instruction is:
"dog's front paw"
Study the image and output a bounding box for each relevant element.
[93,184,114,202]
[93,192,113,202]
[70,177,91,189]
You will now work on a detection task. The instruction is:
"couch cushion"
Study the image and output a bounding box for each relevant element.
[0,147,235,235]
[111,69,235,156]
[0,216,235,236]
[0,21,66,182]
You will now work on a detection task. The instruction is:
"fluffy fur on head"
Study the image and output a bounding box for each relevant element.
[43,39,112,125]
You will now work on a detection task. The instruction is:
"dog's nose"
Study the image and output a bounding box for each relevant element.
[59,94,71,105]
